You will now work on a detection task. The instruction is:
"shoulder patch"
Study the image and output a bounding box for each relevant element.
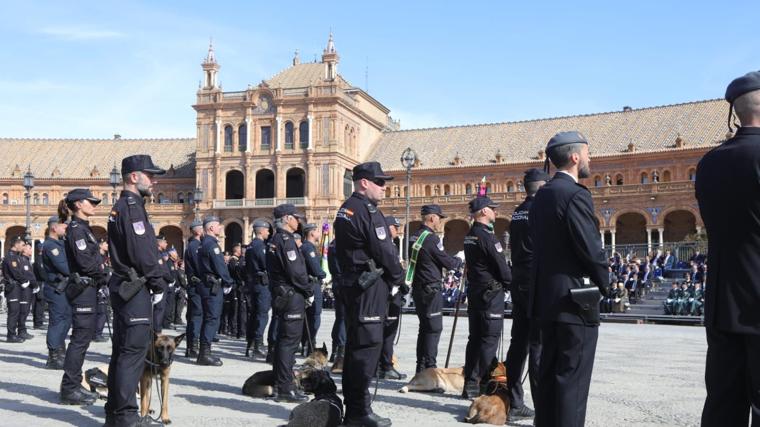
[51,248,60,256]
[109,210,118,223]
[11,261,17,267]
[375,226,387,240]
[309,251,316,258]
[158,259,163,265]
[127,197,136,205]
[132,221,146,235]
[213,247,220,255]
[287,250,297,261]
[367,203,378,214]
[76,239,87,251]
[495,242,503,253]
[437,240,444,251]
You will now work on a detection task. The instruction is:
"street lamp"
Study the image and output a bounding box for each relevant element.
[193,187,204,220]
[23,166,34,241]
[400,147,417,263]
[109,165,120,204]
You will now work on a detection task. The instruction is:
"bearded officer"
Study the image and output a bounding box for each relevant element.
[334,161,404,427]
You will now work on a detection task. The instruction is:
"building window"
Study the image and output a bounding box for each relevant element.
[299,121,309,148]
[285,122,294,149]
[640,172,649,184]
[261,126,271,149]
[238,124,247,152]
[506,182,514,193]
[394,186,401,197]
[101,193,108,205]
[688,168,696,181]
[615,174,624,186]
[425,185,432,196]
[594,176,602,187]
[42,193,49,205]
[223,125,234,152]
[517,181,524,192]
[178,192,185,203]
[32,193,39,205]
[465,184,472,195]
[385,187,391,197]
[662,170,671,182]
[444,184,451,196]
[343,170,353,198]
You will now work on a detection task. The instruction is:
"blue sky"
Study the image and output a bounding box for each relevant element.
[2,0,758,138]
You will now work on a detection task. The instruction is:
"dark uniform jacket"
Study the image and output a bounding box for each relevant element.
[66,218,107,285]
[301,240,326,282]
[266,229,311,297]
[327,240,341,286]
[2,252,28,289]
[509,195,535,290]
[245,238,268,285]
[42,237,70,284]
[464,222,512,289]
[696,126,760,334]
[198,235,233,286]
[528,172,608,325]
[409,224,461,288]
[184,237,201,280]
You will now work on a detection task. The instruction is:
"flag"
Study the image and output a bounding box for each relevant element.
[477,176,487,196]
[320,222,332,283]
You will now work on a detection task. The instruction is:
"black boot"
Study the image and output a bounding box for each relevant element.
[185,340,198,358]
[265,344,274,365]
[273,388,308,403]
[378,367,407,380]
[343,413,392,427]
[330,345,345,374]
[6,334,24,343]
[462,380,480,400]
[329,343,337,363]
[46,349,65,370]
[19,331,34,340]
[196,342,222,366]
[60,386,97,405]
[252,340,267,359]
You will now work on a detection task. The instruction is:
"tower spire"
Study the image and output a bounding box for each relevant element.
[205,38,216,64]
[321,31,339,81]
[201,38,220,90]
[293,49,300,66]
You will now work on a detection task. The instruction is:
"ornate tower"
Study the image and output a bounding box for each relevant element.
[321,32,339,81]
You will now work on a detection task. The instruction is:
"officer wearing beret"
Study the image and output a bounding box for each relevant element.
[300,223,326,355]
[267,204,311,402]
[245,219,271,359]
[377,215,408,380]
[42,216,71,369]
[334,161,404,427]
[462,196,512,399]
[105,155,166,427]
[59,188,107,406]
[530,132,608,427]
[697,71,760,426]
[2,236,30,344]
[196,215,234,366]
[407,205,461,375]
[183,219,204,358]
[503,168,549,419]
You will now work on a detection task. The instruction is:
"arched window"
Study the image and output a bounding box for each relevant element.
[465,184,472,195]
[32,193,39,204]
[238,124,247,152]
[385,187,391,197]
[224,125,234,152]
[662,170,672,182]
[157,193,166,203]
[178,192,185,203]
[640,172,649,184]
[688,168,696,182]
[615,174,624,186]
[517,181,524,192]
[111,193,117,204]
[506,181,514,193]
[444,184,451,196]
[299,121,309,148]
[261,126,272,149]
[403,186,408,197]
[594,176,602,187]
[42,193,49,205]
[424,185,432,196]
[285,122,294,149]
[101,193,108,205]
[433,185,440,196]
[394,186,400,197]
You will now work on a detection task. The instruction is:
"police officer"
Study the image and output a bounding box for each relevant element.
[42,216,71,369]
[152,234,175,333]
[104,155,166,427]
[503,168,548,419]
[407,205,461,374]
[227,243,246,339]
[59,188,106,405]
[327,238,346,370]
[18,242,38,341]
[196,216,234,366]
[245,219,271,359]
[462,195,512,399]
[378,215,410,380]
[267,204,311,402]
[183,219,204,358]
[697,71,760,426]
[334,161,403,427]
[32,242,47,329]
[93,238,112,342]
[3,236,31,343]
[530,132,608,427]
[300,223,326,355]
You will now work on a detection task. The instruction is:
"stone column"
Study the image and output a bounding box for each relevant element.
[647,228,653,254]
[658,228,665,248]
[215,118,221,153]
[275,116,282,152]
[397,233,404,262]
[611,230,616,253]
[601,231,605,249]
[243,216,250,245]
[307,115,313,151]
[245,116,252,153]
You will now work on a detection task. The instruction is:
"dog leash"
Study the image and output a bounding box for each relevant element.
[145,295,165,426]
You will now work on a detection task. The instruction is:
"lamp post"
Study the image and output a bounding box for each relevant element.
[109,166,120,204]
[193,187,204,220]
[400,147,417,263]
[23,166,34,242]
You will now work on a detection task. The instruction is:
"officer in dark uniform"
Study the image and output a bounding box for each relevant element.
[42,216,71,369]
[462,196,512,399]
[697,71,760,426]
[56,189,106,406]
[225,243,246,339]
[196,215,234,366]
[18,242,37,341]
[183,219,204,358]
[407,205,461,374]
[378,215,410,380]
[3,236,31,343]
[104,155,166,427]
[327,238,346,367]
[503,168,549,419]
[530,132,608,427]
[93,238,112,342]
[267,204,311,402]
[245,219,271,359]
[151,234,174,334]
[334,161,404,427]
[32,242,47,329]
[159,236,179,331]
[300,223,326,354]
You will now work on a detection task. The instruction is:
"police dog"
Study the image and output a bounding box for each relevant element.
[464,359,510,425]
[280,369,343,427]
[398,366,465,394]
[139,332,185,424]
[243,343,330,398]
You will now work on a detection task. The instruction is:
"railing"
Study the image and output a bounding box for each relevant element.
[283,87,308,97]
[381,192,523,208]
[589,181,694,197]
[604,242,707,262]
[222,91,246,101]
[211,197,308,209]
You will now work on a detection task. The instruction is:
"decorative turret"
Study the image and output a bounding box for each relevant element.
[201,39,220,90]
[321,32,339,81]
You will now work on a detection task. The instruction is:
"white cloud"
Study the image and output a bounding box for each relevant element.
[40,26,125,40]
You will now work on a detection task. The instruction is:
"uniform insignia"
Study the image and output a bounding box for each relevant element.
[158,259,163,265]
[375,226,387,240]
[336,208,353,222]
[76,239,87,251]
[127,197,136,205]
[309,251,316,258]
[109,210,118,223]
[437,240,444,251]
[367,204,377,213]
[214,247,220,255]
[132,221,146,235]
[11,261,16,267]
[23,265,29,271]
[88,233,96,243]
[287,250,297,261]
[495,242,503,253]
[51,248,59,256]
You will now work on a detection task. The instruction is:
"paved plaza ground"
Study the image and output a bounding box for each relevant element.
[0,311,706,426]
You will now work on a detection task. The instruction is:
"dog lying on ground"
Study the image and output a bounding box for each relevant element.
[139,332,185,425]
[280,369,343,427]
[398,367,465,394]
[464,359,510,425]
[243,343,330,398]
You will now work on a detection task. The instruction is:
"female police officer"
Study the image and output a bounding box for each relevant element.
[58,189,106,405]
[42,216,72,370]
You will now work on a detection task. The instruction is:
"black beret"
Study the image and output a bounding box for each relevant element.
[524,168,551,183]
[421,204,447,218]
[203,215,221,226]
[66,188,101,205]
[156,233,166,241]
[469,196,499,213]
[546,131,588,152]
[726,71,760,103]
[121,154,166,175]
[352,161,393,182]
[385,216,401,228]
[273,204,304,219]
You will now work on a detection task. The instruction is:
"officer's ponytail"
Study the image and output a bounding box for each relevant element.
[57,199,74,223]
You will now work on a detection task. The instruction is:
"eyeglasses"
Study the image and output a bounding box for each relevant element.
[370,178,386,187]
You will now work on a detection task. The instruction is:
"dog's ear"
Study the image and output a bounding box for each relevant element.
[153,331,159,343]
[321,342,328,354]
[174,333,186,347]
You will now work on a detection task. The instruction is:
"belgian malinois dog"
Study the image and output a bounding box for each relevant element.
[139,332,185,424]
[398,366,465,394]
[243,343,330,398]
[464,359,510,425]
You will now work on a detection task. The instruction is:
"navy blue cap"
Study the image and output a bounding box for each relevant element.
[121,154,166,175]
[302,223,318,234]
[252,219,270,229]
[421,204,447,218]
[65,188,101,205]
[203,215,221,226]
[189,219,203,229]
[385,216,401,228]
[524,168,551,183]
[156,233,166,241]
[9,235,26,246]
[47,216,61,225]
[726,71,760,103]
[293,233,302,240]
[273,204,304,219]
[546,131,588,152]
[469,196,499,213]
[352,161,393,182]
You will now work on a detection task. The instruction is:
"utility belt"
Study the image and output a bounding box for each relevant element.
[479,279,504,304]
[414,281,439,304]
[272,284,295,312]
[255,271,269,286]
[65,273,95,301]
[205,274,222,296]
[50,274,69,294]
[116,268,147,302]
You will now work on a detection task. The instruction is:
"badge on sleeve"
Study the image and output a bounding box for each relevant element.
[375,226,387,240]
[495,242,503,253]
[287,250,297,261]
[23,265,29,271]
[437,240,444,251]
[309,251,316,258]
[132,221,146,236]
[76,239,87,251]
[213,247,220,255]
[11,261,17,267]
[51,248,60,256]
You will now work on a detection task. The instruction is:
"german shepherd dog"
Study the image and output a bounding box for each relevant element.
[139,332,185,424]
[464,359,510,425]
[398,367,465,394]
[243,343,330,398]
[281,369,343,427]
